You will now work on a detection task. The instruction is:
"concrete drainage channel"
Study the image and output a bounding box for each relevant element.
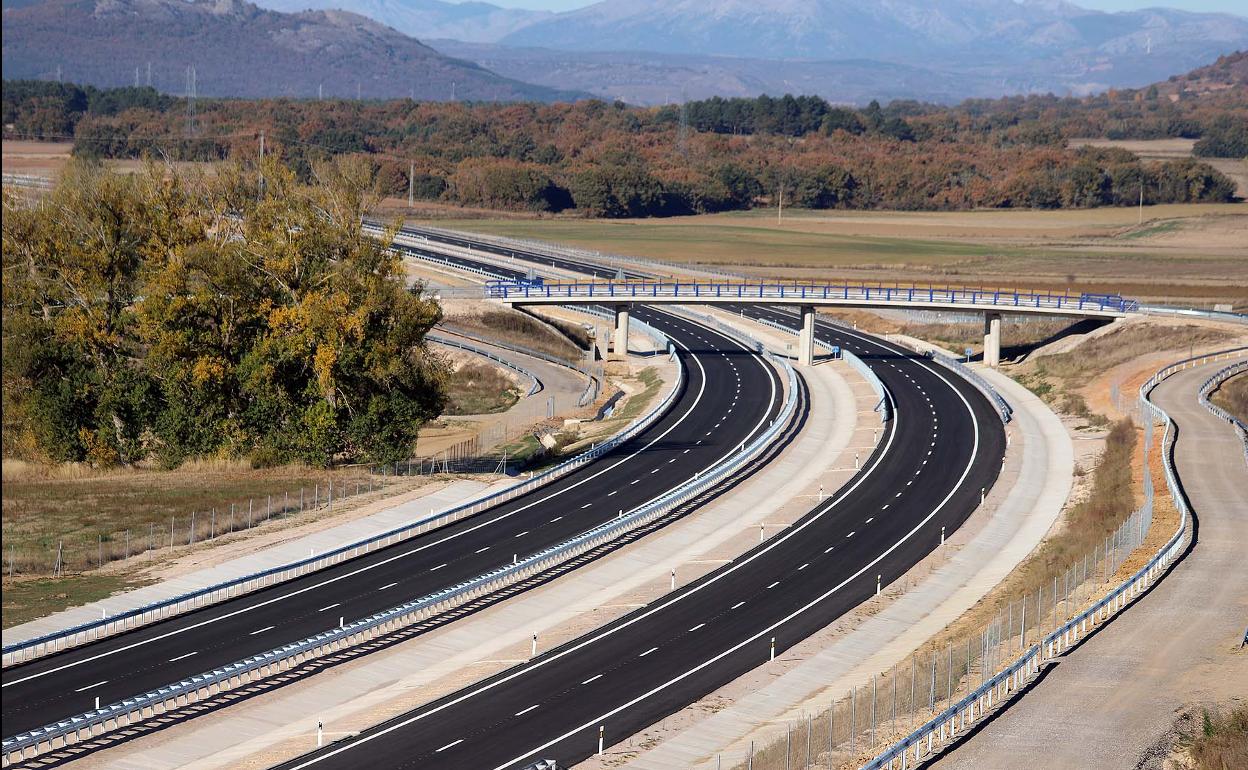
[1,325,800,767]
[855,348,1245,770]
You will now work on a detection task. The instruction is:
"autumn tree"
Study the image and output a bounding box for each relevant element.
[2,156,447,468]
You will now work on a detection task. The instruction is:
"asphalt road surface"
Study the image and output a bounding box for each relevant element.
[272,294,1006,770]
[1,307,783,738]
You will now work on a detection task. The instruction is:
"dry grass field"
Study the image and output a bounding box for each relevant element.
[424,203,1248,308]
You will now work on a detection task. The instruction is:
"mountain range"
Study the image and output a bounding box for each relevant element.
[3,0,1247,104]
[0,0,584,101]
[254,0,1248,103]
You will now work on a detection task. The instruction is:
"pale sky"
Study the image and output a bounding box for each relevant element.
[485,0,1247,13]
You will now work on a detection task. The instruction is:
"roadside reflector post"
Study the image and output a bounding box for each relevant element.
[759,522,765,542]
[770,637,776,661]
[941,526,946,545]
[671,568,676,590]
[94,696,100,710]
[598,725,605,756]
[317,721,323,747]
[531,633,537,657]
[855,451,860,469]
[877,574,882,596]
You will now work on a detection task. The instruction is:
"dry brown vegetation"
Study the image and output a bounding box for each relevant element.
[1,461,381,576]
[442,308,583,363]
[1210,372,1248,423]
[1181,705,1248,770]
[442,361,520,416]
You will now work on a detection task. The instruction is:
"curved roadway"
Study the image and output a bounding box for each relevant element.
[1,310,783,738]
[268,235,1007,770]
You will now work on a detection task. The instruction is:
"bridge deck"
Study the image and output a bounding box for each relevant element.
[485,280,1135,318]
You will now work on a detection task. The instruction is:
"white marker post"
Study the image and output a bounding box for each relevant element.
[876,574,881,596]
[531,633,538,657]
[941,526,946,545]
[670,568,676,590]
[759,522,765,542]
[770,637,776,661]
[317,721,323,747]
[598,725,605,756]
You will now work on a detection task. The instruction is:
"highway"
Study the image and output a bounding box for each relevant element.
[1,306,785,737]
[269,241,1007,770]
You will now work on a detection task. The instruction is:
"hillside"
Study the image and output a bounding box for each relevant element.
[255,0,549,44]
[0,0,583,101]
[501,0,1248,64]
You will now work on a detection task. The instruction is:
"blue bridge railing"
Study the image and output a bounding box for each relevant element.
[483,281,1138,314]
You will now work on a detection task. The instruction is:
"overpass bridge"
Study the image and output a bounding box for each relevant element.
[484,279,1137,367]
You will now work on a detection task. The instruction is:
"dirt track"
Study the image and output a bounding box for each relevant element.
[934,358,1248,770]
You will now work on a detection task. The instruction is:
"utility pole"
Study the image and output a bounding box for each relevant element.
[777,185,784,223]
[408,161,415,207]
[356,81,361,100]
[259,130,265,200]
[677,91,689,159]
[1138,176,1144,225]
[318,83,323,101]
[135,66,141,87]
[146,61,152,87]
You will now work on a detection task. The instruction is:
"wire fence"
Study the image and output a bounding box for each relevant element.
[721,358,1174,770]
[5,472,395,579]
[727,483,1157,770]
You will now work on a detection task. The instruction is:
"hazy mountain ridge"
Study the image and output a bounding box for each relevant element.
[1,0,584,101]
[254,0,548,43]
[499,0,1248,64]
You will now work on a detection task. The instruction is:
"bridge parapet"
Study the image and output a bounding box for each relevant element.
[484,280,1137,318]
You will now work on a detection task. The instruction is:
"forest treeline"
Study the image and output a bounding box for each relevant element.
[2,52,1244,217]
[1,158,447,468]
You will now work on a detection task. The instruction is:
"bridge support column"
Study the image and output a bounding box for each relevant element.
[798,305,816,367]
[613,304,630,360]
[983,312,1002,368]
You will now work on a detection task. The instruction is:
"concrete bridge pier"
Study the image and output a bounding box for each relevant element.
[983,311,1002,368]
[613,304,630,360]
[798,305,816,367]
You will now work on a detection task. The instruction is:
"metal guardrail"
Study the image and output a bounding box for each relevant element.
[438,325,602,408]
[397,223,750,282]
[1195,355,1248,464]
[485,280,1139,315]
[927,351,1013,424]
[2,328,799,764]
[2,333,685,667]
[427,332,542,397]
[1138,304,1248,325]
[1,172,53,190]
[859,347,1245,770]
